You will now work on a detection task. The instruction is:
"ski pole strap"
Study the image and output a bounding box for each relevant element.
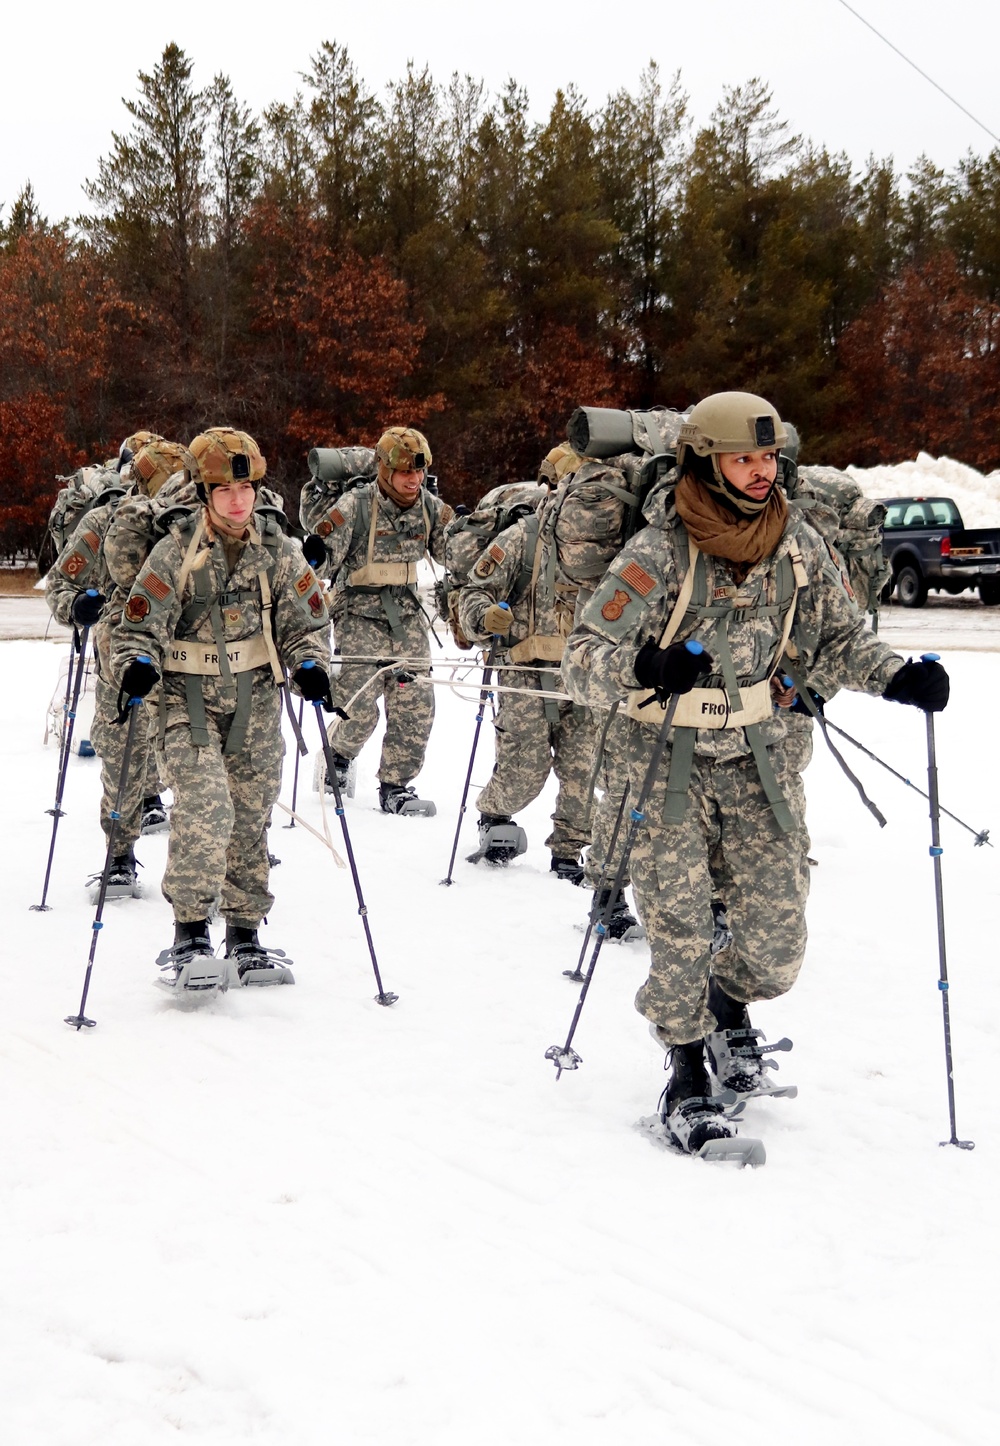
[783,660,887,828]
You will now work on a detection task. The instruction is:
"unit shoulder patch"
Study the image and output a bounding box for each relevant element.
[307,590,325,617]
[294,569,315,597]
[473,555,497,579]
[316,520,333,538]
[601,589,632,622]
[60,552,87,580]
[125,595,150,623]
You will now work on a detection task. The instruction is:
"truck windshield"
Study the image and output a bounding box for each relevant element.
[885,499,962,528]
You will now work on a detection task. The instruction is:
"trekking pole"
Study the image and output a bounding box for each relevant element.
[824,715,990,847]
[921,653,974,1150]
[546,641,704,1077]
[282,689,307,829]
[64,676,145,1029]
[32,613,95,912]
[440,606,510,886]
[48,625,78,754]
[302,663,397,1005]
[562,781,631,982]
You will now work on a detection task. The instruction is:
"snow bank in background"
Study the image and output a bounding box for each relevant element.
[848,453,1000,528]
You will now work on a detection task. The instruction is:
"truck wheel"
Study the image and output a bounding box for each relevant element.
[896,565,928,608]
[980,579,1000,606]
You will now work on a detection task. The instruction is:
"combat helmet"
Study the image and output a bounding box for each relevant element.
[374,427,432,476]
[184,427,267,502]
[117,429,164,473]
[132,440,188,498]
[538,442,582,488]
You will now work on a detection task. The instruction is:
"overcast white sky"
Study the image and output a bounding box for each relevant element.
[3,0,999,223]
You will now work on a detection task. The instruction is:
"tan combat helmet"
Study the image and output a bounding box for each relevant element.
[676,392,788,467]
[132,440,188,498]
[184,427,267,500]
[538,442,582,488]
[374,427,432,477]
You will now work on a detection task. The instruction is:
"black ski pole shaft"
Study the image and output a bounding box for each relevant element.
[546,642,704,1077]
[65,684,144,1030]
[282,686,307,828]
[440,613,509,886]
[824,716,990,847]
[921,655,973,1149]
[305,684,397,1005]
[562,780,631,982]
[51,627,79,797]
[32,618,94,912]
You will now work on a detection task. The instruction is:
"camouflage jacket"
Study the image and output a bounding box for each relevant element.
[103,473,197,612]
[561,486,903,764]
[457,516,579,662]
[300,480,452,622]
[45,495,130,629]
[111,506,331,719]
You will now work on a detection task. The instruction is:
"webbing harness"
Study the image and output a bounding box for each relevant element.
[343,486,432,640]
[163,515,283,755]
[626,531,807,833]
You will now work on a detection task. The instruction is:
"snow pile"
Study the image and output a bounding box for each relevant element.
[3,637,998,1444]
[848,453,1000,528]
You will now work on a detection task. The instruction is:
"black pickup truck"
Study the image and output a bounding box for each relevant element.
[882,496,1000,607]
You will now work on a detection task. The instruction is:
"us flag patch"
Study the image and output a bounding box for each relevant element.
[489,543,506,564]
[143,571,172,602]
[330,508,346,527]
[620,561,655,596]
[82,530,101,553]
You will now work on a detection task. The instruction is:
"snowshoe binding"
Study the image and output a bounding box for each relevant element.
[87,848,141,902]
[467,813,528,866]
[550,855,585,885]
[637,1039,765,1167]
[705,980,796,1109]
[155,920,227,994]
[224,925,294,986]
[593,887,643,942]
[140,794,170,835]
[314,749,357,798]
[379,782,436,817]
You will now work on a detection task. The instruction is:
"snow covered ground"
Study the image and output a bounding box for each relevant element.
[3,631,998,1445]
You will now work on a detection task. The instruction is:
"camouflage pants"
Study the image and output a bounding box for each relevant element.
[155,689,284,926]
[584,710,633,888]
[631,744,811,1045]
[327,609,433,785]
[89,673,160,851]
[476,670,596,857]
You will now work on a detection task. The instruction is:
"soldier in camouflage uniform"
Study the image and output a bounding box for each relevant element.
[562,391,949,1157]
[111,428,332,992]
[300,427,453,816]
[44,438,182,895]
[457,483,596,876]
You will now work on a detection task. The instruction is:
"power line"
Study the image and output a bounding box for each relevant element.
[834,0,1000,147]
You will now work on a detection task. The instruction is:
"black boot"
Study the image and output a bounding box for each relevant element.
[174,918,213,960]
[140,794,169,834]
[593,887,640,941]
[705,979,795,1102]
[550,855,584,884]
[155,919,223,993]
[224,924,295,986]
[658,1039,737,1154]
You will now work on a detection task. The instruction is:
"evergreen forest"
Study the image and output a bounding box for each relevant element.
[3,40,1000,554]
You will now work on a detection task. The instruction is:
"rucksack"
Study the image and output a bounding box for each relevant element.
[438,481,550,647]
[38,464,125,577]
[550,407,688,587]
[784,464,890,623]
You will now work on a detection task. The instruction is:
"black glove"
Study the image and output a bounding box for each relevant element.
[633,638,712,698]
[884,657,950,713]
[302,534,328,570]
[116,656,159,722]
[791,687,825,717]
[293,662,333,710]
[71,589,105,627]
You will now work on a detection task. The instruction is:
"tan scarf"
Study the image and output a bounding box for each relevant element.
[675,472,788,575]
